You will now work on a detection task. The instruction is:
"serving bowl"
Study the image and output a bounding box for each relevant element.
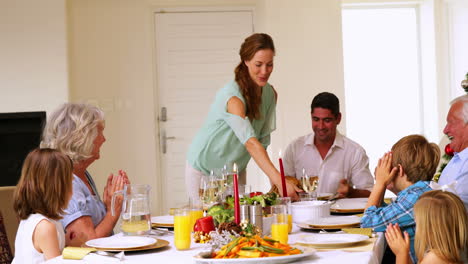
[291,201,331,224]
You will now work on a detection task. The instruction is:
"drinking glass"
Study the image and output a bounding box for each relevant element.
[276,197,292,233]
[189,198,204,232]
[174,208,191,250]
[271,204,289,244]
[299,192,315,201]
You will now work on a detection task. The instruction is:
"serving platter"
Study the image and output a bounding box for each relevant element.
[193,249,316,264]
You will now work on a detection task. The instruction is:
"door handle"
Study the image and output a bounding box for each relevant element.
[161,130,176,154]
[160,107,167,122]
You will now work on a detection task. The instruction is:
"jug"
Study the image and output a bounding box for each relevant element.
[112,184,151,235]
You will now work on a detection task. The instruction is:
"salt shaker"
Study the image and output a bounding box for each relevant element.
[249,202,263,234]
[240,204,250,223]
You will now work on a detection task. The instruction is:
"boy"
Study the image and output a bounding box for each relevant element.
[361,135,440,263]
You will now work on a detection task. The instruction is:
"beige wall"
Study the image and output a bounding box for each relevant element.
[0,0,68,114]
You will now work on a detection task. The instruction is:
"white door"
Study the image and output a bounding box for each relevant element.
[154,11,253,213]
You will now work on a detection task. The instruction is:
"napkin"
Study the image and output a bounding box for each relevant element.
[342,228,373,238]
[62,247,96,260]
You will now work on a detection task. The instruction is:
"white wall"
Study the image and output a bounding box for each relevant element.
[445,0,468,98]
[0,0,68,114]
[247,0,345,191]
[259,0,345,148]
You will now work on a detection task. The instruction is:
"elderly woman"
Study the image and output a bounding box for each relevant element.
[41,103,130,246]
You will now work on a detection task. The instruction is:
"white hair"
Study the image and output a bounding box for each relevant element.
[450,94,468,124]
[40,103,105,163]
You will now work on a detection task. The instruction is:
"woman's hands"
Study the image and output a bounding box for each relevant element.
[385,223,410,264]
[65,170,131,247]
[103,170,130,216]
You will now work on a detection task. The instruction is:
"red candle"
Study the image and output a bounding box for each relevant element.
[233,163,240,224]
[279,151,287,197]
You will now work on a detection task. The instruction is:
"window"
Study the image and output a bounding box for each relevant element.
[342,4,438,177]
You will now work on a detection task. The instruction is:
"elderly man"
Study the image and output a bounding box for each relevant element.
[438,94,468,209]
[282,92,374,197]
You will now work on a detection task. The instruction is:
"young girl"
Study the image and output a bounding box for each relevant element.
[12,148,73,263]
[386,190,468,264]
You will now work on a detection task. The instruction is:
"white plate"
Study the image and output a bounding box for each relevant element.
[330,198,367,212]
[193,249,316,264]
[151,215,174,226]
[299,215,361,230]
[296,233,369,248]
[85,236,157,249]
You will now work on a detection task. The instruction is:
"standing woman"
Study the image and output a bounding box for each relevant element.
[41,103,130,246]
[186,33,301,200]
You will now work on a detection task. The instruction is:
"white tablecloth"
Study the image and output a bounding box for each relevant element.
[46,226,385,264]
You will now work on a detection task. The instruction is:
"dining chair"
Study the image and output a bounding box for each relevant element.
[0,211,13,264]
[0,186,18,256]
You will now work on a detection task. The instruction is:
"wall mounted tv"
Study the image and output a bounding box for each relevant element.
[0,111,46,186]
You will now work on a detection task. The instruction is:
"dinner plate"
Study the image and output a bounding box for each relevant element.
[90,238,170,252]
[330,198,367,213]
[193,249,316,264]
[85,236,157,250]
[295,233,369,248]
[151,215,174,228]
[299,215,361,230]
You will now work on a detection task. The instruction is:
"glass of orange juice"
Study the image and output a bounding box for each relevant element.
[189,198,204,232]
[276,197,292,233]
[271,205,289,244]
[174,208,191,250]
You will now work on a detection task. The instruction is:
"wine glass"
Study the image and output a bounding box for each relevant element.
[301,168,312,193]
[310,176,319,200]
[222,162,236,187]
[199,175,218,211]
[210,169,226,199]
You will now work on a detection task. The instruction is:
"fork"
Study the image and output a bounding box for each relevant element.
[92,251,125,260]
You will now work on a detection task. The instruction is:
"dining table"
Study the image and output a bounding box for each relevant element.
[46,224,386,264]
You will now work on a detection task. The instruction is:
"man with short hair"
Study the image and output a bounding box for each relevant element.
[438,94,468,209]
[282,92,373,197]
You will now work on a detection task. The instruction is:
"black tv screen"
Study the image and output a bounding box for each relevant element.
[0,111,46,186]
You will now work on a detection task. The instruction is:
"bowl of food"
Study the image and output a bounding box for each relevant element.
[291,201,331,224]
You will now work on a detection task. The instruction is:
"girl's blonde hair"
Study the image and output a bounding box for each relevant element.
[13,148,73,220]
[40,103,105,163]
[414,190,468,263]
[391,134,440,183]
